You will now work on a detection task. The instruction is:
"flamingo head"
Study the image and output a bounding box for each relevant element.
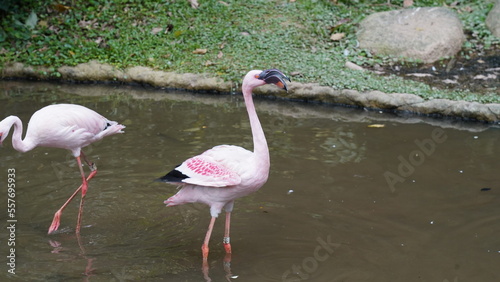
[257,69,291,91]
[243,69,291,92]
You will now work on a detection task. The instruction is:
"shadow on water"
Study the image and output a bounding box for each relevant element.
[0,81,499,281]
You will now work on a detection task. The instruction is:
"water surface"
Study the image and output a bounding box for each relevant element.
[0,81,499,281]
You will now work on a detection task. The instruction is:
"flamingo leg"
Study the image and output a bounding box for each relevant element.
[75,154,97,234]
[202,216,217,260]
[81,151,97,171]
[223,211,232,274]
[48,155,97,234]
[223,211,232,254]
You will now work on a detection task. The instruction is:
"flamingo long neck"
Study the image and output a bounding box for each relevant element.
[2,116,37,153]
[242,86,270,168]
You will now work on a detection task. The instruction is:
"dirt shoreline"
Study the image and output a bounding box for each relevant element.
[2,61,500,123]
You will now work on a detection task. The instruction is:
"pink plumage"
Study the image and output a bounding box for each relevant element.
[157,69,290,261]
[0,103,125,234]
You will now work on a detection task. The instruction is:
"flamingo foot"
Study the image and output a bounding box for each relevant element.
[48,211,62,234]
[164,194,178,206]
[202,243,209,260]
[224,243,232,254]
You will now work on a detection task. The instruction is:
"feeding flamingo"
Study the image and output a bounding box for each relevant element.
[0,104,125,234]
[157,69,290,260]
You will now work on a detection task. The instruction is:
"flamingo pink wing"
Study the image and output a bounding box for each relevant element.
[177,155,241,187]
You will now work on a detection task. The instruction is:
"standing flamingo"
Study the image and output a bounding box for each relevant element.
[157,69,290,260]
[0,104,125,234]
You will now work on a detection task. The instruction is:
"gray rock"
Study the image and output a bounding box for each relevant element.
[125,66,231,91]
[486,0,500,37]
[357,7,465,63]
[59,60,124,81]
[400,99,500,122]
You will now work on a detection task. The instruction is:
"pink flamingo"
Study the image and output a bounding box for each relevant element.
[0,104,125,234]
[157,69,290,260]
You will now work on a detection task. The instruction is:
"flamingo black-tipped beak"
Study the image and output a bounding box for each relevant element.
[258,69,291,91]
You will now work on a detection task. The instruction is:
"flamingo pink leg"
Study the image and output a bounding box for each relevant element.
[223,212,232,254]
[202,216,217,260]
[48,154,97,234]
[75,158,88,235]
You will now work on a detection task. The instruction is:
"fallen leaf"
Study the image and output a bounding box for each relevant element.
[368,124,385,128]
[193,48,208,54]
[403,0,413,7]
[205,61,215,66]
[330,32,345,41]
[217,51,223,59]
[151,27,163,35]
[79,19,97,29]
[49,25,60,34]
[53,4,71,12]
[188,0,199,8]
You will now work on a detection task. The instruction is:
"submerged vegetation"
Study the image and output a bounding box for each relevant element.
[0,0,498,102]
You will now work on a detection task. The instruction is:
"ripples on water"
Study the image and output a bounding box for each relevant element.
[0,81,499,281]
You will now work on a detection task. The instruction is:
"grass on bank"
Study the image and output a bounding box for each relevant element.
[0,0,499,103]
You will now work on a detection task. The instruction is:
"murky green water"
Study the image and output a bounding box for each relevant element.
[0,81,499,281]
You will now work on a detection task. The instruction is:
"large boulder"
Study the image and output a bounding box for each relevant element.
[486,0,500,37]
[357,7,465,63]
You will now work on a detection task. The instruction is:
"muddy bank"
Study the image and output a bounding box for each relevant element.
[2,61,500,123]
